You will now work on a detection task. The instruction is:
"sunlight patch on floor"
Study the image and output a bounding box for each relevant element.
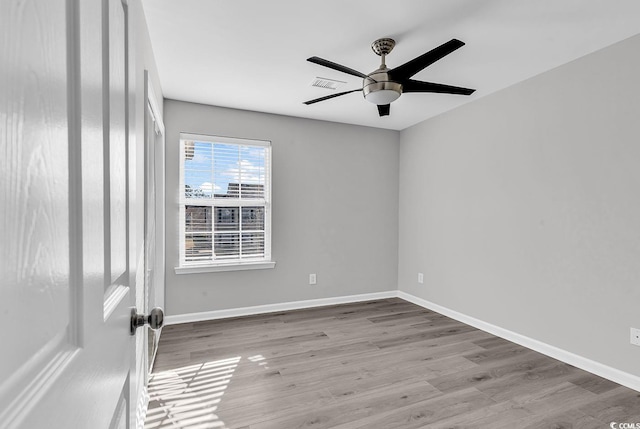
[145,357,241,429]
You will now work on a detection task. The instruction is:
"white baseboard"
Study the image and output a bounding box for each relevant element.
[397,290,640,393]
[164,290,398,325]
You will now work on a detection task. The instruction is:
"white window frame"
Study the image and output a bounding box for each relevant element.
[175,133,275,274]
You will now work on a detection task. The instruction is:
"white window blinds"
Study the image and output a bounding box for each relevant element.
[179,133,271,266]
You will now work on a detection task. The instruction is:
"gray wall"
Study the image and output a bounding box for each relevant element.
[164,100,399,315]
[398,34,640,376]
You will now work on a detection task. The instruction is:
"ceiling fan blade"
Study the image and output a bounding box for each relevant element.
[303,89,362,105]
[307,56,368,79]
[402,79,475,95]
[390,39,465,80]
[377,104,390,117]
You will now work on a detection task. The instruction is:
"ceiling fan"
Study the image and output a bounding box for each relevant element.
[304,38,475,117]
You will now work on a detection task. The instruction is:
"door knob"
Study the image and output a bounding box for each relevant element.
[130,307,164,335]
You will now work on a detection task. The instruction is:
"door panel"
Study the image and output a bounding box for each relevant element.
[0,0,139,427]
[0,0,77,419]
[106,0,128,288]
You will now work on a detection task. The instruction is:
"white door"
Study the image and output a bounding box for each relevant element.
[1,0,145,428]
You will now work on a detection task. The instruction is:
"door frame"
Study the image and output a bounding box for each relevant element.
[135,70,165,427]
[144,69,165,361]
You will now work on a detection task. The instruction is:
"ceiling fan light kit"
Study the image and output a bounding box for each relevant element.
[305,37,475,117]
[363,84,402,105]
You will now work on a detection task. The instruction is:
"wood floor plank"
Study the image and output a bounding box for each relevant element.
[569,372,625,395]
[248,380,442,429]
[478,361,582,402]
[519,409,604,429]
[331,387,497,429]
[427,351,554,392]
[419,400,532,429]
[146,299,640,429]
[510,381,597,414]
[214,387,337,428]
[577,386,640,422]
[371,324,478,349]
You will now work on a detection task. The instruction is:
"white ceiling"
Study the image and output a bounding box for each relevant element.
[142,0,640,131]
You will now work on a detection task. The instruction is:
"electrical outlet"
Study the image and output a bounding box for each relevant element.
[631,328,640,346]
[309,274,317,285]
[418,273,424,284]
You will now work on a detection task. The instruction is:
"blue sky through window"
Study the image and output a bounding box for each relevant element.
[184,141,266,198]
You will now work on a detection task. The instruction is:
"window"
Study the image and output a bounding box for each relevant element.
[177,133,273,273]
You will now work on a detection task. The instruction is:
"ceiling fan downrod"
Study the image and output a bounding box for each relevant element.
[364,38,402,105]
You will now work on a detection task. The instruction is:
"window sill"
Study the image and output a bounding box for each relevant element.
[174,261,276,274]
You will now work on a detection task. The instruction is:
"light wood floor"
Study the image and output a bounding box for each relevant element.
[145,298,640,428]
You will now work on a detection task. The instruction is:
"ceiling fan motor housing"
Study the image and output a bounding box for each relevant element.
[363,68,402,105]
